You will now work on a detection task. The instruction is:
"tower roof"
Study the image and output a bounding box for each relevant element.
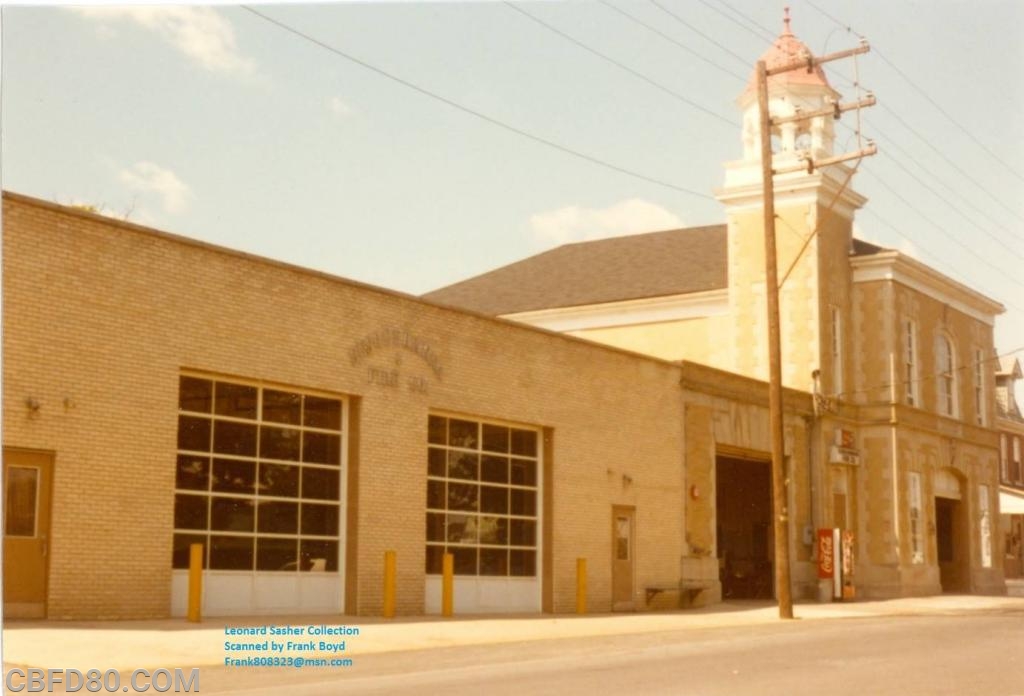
[741,8,833,101]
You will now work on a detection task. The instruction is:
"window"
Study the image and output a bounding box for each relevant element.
[908,472,923,564]
[974,349,986,426]
[831,306,843,395]
[1014,437,1023,484]
[4,467,39,537]
[936,335,957,417]
[426,415,539,577]
[173,375,344,572]
[904,320,918,406]
[1002,434,1010,482]
[979,485,992,569]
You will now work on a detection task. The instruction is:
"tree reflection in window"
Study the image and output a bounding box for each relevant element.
[426,414,540,577]
[173,376,344,573]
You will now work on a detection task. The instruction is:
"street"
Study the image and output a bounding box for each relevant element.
[196,610,1023,695]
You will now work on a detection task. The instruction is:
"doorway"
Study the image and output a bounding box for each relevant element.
[716,455,773,599]
[3,449,53,618]
[935,496,968,592]
[611,506,635,610]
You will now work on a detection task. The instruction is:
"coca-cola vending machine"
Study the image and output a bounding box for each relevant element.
[818,528,855,600]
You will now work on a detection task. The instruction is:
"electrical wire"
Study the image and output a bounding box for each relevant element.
[860,168,1024,292]
[776,158,864,289]
[840,119,1022,243]
[596,0,748,83]
[645,0,752,69]
[853,134,1024,263]
[240,6,715,201]
[504,2,739,127]
[806,0,1024,185]
[703,0,776,42]
[858,207,1024,318]
[836,345,1024,402]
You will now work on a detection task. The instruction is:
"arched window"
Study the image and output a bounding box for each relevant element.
[936,335,957,417]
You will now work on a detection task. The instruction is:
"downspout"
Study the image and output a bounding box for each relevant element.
[890,351,901,565]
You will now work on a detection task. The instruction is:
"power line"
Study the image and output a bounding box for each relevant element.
[859,207,1024,317]
[240,6,715,201]
[596,0,747,84]
[838,345,1024,402]
[720,1,1024,226]
[806,0,1024,185]
[646,0,752,69]
[596,0,1022,301]
[872,102,1024,224]
[776,158,864,289]
[700,0,775,43]
[842,119,1023,245]
[861,168,1024,292]
[504,2,739,128]
[864,136,1024,263]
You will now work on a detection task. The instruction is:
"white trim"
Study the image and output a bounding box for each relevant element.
[908,472,924,564]
[999,486,1024,515]
[936,332,959,419]
[974,349,986,427]
[716,162,867,220]
[851,254,1003,326]
[502,289,728,333]
[979,485,992,568]
[903,319,919,407]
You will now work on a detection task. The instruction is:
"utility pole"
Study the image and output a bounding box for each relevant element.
[756,39,875,620]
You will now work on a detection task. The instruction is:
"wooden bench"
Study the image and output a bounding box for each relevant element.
[645,580,715,606]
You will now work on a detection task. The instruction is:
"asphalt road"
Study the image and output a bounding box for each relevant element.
[193,611,1024,696]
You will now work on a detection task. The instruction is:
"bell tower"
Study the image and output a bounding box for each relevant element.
[715,9,867,396]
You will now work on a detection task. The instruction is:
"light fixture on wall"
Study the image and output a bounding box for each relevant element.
[25,397,41,417]
[622,474,633,487]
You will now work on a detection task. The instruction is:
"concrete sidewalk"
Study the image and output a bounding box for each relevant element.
[4,594,1024,672]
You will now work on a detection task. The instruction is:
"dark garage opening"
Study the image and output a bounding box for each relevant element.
[716,455,773,599]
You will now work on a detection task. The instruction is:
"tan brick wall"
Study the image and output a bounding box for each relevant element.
[3,194,698,618]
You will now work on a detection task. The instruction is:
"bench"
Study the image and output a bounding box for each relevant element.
[645,580,715,606]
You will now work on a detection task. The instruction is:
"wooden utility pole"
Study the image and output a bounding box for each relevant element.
[756,59,792,619]
[756,40,874,620]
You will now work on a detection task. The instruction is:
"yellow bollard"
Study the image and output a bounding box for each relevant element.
[441,552,454,617]
[187,543,203,623]
[383,550,397,618]
[576,558,587,615]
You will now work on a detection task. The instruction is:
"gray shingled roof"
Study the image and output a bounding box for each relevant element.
[424,226,887,316]
[424,225,728,316]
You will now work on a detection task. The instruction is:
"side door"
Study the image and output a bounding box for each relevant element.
[3,449,54,618]
[611,506,635,611]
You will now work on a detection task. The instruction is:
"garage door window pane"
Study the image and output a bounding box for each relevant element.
[425,414,540,578]
[175,376,345,574]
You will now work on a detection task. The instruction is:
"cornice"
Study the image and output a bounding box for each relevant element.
[502,289,729,332]
[851,252,1005,325]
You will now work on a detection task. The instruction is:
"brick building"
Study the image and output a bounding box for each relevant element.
[428,18,1007,600]
[996,357,1024,578]
[3,191,825,619]
[2,15,1008,621]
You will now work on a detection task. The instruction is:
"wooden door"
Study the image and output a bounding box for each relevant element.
[3,449,53,618]
[611,506,635,610]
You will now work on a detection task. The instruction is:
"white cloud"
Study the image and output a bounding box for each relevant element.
[530,199,684,247]
[71,6,255,76]
[118,162,192,214]
[328,97,353,118]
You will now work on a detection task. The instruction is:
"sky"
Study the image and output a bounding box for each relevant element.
[2,1,1022,376]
